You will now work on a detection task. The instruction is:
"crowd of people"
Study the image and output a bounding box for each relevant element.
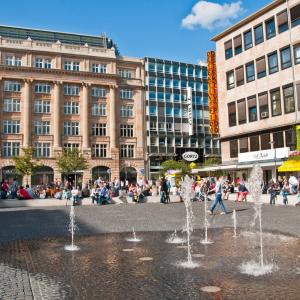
[0,174,300,207]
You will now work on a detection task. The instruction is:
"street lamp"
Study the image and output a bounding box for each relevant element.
[269,141,276,181]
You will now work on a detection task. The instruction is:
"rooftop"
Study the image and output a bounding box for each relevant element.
[211,0,285,42]
[0,25,116,49]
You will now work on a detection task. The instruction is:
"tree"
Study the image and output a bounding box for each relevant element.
[202,157,221,167]
[57,149,88,186]
[13,147,40,185]
[160,159,191,176]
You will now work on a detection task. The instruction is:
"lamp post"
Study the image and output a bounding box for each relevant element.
[269,141,276,181]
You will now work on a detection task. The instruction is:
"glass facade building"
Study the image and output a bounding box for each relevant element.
[145,57,220,178]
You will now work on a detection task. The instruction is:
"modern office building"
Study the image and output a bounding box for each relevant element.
[212,0,300,181]
[145,57,219,179]
[0,25,145,185]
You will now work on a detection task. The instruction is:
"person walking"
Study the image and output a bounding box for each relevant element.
[281,179,290,205]
[208,176,227,215]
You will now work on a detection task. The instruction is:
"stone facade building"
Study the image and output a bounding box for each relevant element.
[212,0,300,181]
[0,26,145,185]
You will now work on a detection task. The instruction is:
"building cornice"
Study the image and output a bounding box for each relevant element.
[211,0,286,42]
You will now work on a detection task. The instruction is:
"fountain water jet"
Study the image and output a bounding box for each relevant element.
[126,227,142,242]
[177,175,199,268]
[166,229,186,244]
[65,205,80,251]
[232,209,237,238]
[239,165,275,276]
[201,192,213,245]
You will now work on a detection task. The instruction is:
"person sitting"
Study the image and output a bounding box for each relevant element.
[236,182,248,202]
[98,183,110,205]
[71,186,80,205]
[39,187,47,199]
[1,179,9,199]
[25,184,35,199]
[222,181,231,201]
[128,184,138,202]
[90,185,98,205]
[17,186,32,200]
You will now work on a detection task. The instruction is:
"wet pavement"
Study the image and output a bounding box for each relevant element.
[0,229,299,299]
[0,202,299,299]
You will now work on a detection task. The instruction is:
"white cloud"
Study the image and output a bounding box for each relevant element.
[182,1,243,30]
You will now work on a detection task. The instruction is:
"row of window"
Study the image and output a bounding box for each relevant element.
[228,83,300,127]
[148,77,207,91]
[2,142,135,158]
[148,105,209,118]
[4,55,135,78]
[148,91,208,104]
[149,122,211,134]
[229,129,296,158]
[146,62,206,78]
[227,44,300,90]
[2,81,133,98]
[1,120,135,136]
[224,4,300,60]
[150,137,214,148]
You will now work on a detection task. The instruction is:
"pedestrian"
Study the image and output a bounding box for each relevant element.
[160,177,168,204]
[267,181,279,205]
[281,179,290,205]
[208,176,227,215]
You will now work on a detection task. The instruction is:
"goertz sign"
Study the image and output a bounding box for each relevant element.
[238,147,289,163]
[182,151,199,162]
[187,87,193,136]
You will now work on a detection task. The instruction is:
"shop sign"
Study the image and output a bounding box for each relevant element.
[182,151,199,162]
[238,147,289,163]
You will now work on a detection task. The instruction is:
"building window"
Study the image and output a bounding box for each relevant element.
[149,106,157,116]
[294,44,300,64]
[158,123,165,131]
[290,4,300,28]
[283,85,295,114]
[172,65,179,74]
[237,99,246,124]
[174,107,181,117]
[63,122,79,136]
[273,131,284,148]
[254,24,264,45]
[157,92,164,101]
[239,138,248,153]
[34,121,50,135]
[166,106,173,117]
[92,63,107,73]
[175,137,182,146]
[91,87,107,98]
[165,79,171,88]
[120,89,133,99]
[260,133,271,150]
[92,144,107,158]
[3,120,20,134]
[243,30,253,50]
[165,64,171,73]
[120,124,133,137]
[180,66,186,76]
[120,144,134,158]
[228,102,236,127]
[265,17,276,39]
[3,99,20,112]
[277,10,289,33]
[92,123,106,136]
[270,90,281,116]
[157,78,164,87]
[5,55,22,66]
[268,52,278,74]
[150,122,157,130]
[35,57,51,69]
[35,83,51,94]
[91,103,106,116]
[280,47,292,69]
[118,69,132,78]
[34,143,50,157]
[235,66,244,86]
[4,81,21,92]
[64,85,80,96]
[258,93,269,119]
[246,62,255,82]
[250,136,259,152]
[285,129,296,150]
[256,57,266,78]
[230,140,238,158]
[148,62,156,72]
[64,61,80,71]
[64,102,79,115]
[226,70,235,90]
[181,80,187,89]
[3,142,20,157]
[120,105,133,117]
[64,143,79,151]
[166,122,173,131]
[297,84,300,111]
[248,97,257,122]
[173,79,179,89]
[233,35,242,55]
[165,92,171,101]
[149,91,156,100]
[34,100,50,113]
[157,63,164,73]
[159,137,165,146]
[150,137,157,146]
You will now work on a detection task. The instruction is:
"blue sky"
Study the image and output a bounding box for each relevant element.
[0,0,271,63]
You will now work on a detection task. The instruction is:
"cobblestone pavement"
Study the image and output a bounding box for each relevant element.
[0,202,299,299]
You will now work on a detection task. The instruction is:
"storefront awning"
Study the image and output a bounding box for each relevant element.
[278,160,300,172]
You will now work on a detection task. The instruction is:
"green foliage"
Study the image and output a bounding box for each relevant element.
[57,149,88,175]
[203,157,221,167]
[13,147,39,177]
[160,159,191,176]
